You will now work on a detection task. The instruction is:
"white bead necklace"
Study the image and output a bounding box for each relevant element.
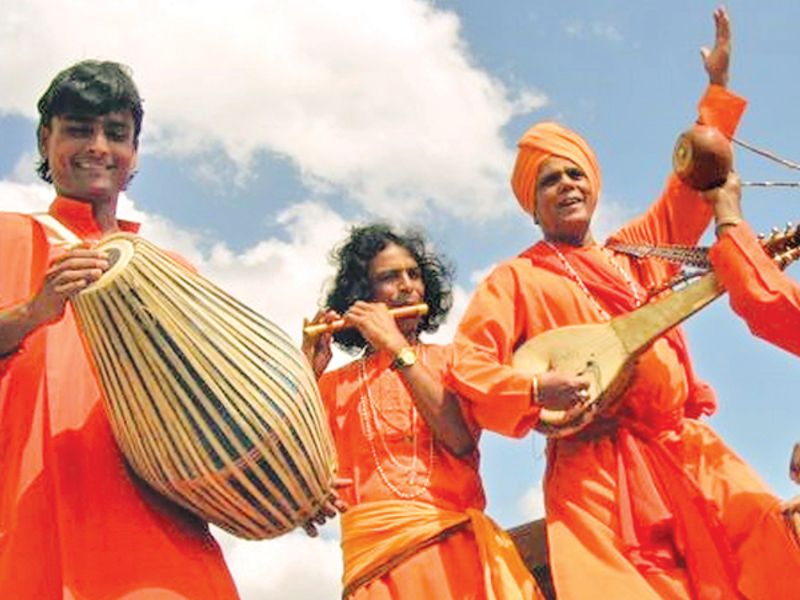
[544,241,643,321]
[357,349,434,499]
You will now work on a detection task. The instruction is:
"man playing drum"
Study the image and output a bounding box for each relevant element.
[0,60,239,598]
[447,8,800,599]
[706,171,800,537]
[303,223,543,599]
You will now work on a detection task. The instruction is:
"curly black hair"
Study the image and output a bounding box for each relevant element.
[36,60,144,183]
[325,223,454,353]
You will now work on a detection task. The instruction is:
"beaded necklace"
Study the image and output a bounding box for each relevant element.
[357,348,434,499]
[544,241,643,321]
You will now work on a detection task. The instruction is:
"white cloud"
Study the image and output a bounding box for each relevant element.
[564,20,623,43]
[0,180,52,213]
[518,479,546,521]
[592,196,635,242]
[214,529,342,600]
[0,0,546,221]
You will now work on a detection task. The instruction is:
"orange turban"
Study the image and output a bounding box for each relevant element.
[510,122,602,216]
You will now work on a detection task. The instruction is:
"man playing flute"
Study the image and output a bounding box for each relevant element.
[303,223,543,599]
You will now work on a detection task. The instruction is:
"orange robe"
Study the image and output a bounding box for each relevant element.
[449,87,800,599]
[0,197,239,599]
[320,344,538,599]
[710,222,800,356]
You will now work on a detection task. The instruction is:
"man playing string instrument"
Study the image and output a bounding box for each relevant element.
[706,171,800,541]
[0,60,239,598]
[448,8,800,598]
[303,223,542,599]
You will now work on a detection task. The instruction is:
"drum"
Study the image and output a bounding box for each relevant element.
[71,232,337,539]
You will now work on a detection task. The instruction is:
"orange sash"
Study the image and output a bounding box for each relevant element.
[340,500,543,599]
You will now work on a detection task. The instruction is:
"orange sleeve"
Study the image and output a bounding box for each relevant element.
[609,86,748,285]
[448,263,540,438]
[710,223,800,357]
[0,215,48,378]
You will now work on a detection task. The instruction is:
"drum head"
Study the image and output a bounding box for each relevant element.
[80,233,137,293]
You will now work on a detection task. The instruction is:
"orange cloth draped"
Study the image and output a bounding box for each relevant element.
[341,500,542,599]
[0,197,239,599]
[319,344,539,599]
[450,86,800,598]
[511,122,602,216]
[710,222,800,356]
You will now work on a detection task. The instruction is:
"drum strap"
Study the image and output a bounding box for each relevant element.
[30,212,83,246]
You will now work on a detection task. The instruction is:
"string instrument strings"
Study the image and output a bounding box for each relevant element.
[733,135,800,188]
[673,125,800,189]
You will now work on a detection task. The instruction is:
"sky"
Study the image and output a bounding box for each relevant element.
[2,1,799,598]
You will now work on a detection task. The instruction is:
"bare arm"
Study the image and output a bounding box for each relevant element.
[346,301,476,456]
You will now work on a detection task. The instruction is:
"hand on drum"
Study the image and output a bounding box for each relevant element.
[302,309,339,379]
[29,245,109,327]
[703,172,742,228]
[302,477,352,537]
[535,371,592,412]
[345,301,409,355]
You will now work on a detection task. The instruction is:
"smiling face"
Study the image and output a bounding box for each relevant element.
[535,156,597,246]
[39,110,138,206]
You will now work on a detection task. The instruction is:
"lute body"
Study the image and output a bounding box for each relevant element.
[513,225,800,438]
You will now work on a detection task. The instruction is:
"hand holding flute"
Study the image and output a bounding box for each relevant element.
[301,303,429,379]
[303,303,429,337]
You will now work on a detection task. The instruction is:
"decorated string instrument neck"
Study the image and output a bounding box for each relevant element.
[612,223,800,356]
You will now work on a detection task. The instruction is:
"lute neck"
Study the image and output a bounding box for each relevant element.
[611,272,724,355]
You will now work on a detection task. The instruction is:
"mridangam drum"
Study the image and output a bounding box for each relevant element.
[71,232,336,539]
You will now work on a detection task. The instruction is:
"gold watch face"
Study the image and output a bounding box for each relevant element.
[394,347,417,368]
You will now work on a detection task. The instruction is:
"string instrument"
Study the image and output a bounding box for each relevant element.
[513,224,800,438]
[673,124,733,190]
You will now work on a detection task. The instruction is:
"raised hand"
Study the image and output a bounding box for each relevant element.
[703,171,743,233]
[701,6,731,87]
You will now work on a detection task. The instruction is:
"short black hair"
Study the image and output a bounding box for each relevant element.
[36,60,144,183]
[325,223,454,353]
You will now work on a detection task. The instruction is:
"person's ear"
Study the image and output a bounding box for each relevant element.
[38,124,50,158]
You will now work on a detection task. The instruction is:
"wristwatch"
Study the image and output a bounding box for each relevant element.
[391,346,418,369]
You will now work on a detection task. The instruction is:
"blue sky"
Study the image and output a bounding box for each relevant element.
[2,1,799,597]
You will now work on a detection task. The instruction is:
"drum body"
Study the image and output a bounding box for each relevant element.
[72,233,336,539]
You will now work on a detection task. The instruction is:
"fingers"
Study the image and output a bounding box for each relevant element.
[302,521,318,537]
[790,443,800,484]
[714,6,730,43]
[345,302,405,352]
